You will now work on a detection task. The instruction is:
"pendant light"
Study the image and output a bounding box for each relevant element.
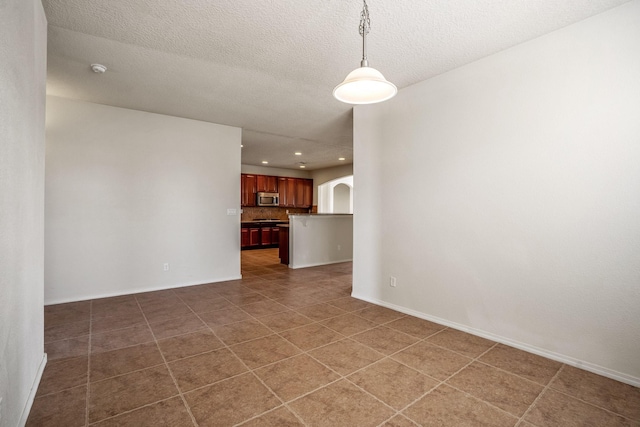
[333,0,397,104]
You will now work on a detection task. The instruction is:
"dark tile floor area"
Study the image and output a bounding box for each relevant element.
[29,248,640,426]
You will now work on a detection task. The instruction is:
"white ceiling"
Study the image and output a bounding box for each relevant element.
[42,0,629,170]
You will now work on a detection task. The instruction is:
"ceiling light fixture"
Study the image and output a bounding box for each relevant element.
[262,161,269,164]
[338,157,346,161]
[90,63,107,73]
[295,152,302,156]
[333,0,396,104]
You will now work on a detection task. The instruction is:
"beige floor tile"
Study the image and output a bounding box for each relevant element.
[212,319,273,345]
[257,310,314,332]
[279,323,344,351]
[321,313,378,336]
[91,297,141,319]
[349,358,439,409]
[44,335,90,361]
[356,305,406,324]
[224,292,269,306]
[148,312,206,340]
[184,373,280,426]
[91,323,154,354]
[238,406,304,426]
[44,301,91,327]
[446,362,543,417]
[426,328,496,358]
[182,295,235,313]
[44,319,90,343]
[404,384,517,427]
[288,379,395,427]
[255,354,340,401]
[139,300,193,323]
[525,388,634,426]
[36,356,87,396]
[549,365,640,420]
[90,341,164,382]
[352,326,420,356]
[328,297,373,312]
[91,396,194,426]
[231,334,301,369]
[26,385,86,427]
[309,338,384,376]
[198,306,252,326]
[385,316,446,339]
[391,341,472,381]
[295,302,346,321]
[89,365,178,423]
[478,343,562,385]
[91,310,147,334]
[381,415,421,426]
[168,348,247,392]
[240,300,290,317]
[157,329,225,362]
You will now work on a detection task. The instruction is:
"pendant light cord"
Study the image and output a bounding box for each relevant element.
[359,0,371,67]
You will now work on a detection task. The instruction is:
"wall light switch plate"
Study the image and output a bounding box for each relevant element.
[390,276,397,287]
[227,208,237,215]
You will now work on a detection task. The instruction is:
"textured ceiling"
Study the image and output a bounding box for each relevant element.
[42,0,629,170]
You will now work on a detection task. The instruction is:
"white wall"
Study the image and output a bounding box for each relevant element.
[46,97,242,304]
[289,215,353,269]
[354,1,640,386]
[0,0,47,425]
[311,163,354,205]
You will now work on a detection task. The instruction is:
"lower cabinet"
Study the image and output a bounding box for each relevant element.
[241,225,282,249]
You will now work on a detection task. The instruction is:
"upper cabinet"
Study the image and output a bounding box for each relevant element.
[256,175,278,193]
[241,174,312,208]
[241,174,257,206]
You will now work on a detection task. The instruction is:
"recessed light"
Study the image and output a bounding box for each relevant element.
[262,161,269,164]
[241,144,244,148]
[300,165,306,168]
[338,157,345,161]
[295,152,302,156]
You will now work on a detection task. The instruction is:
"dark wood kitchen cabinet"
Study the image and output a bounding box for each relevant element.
[271,227,279,245]
[241,174,257,207]
[278,177,296,207]
[296,178,313,208]
[241,228,249,247]
[249,228,260,246]
[260,227,272,246]
[256,175,278,193]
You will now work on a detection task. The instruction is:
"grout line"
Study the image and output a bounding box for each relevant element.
[516,364,565,426]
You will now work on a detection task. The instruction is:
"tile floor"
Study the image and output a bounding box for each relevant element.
[29,248,640,426]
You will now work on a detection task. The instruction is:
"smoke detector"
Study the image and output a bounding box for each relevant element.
[90,63,107,73]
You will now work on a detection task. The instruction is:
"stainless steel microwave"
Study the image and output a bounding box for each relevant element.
[257,192,279,206]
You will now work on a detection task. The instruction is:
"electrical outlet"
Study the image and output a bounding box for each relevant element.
[337,244,341,251]
[163,263,170,272]
[390,276,397,287]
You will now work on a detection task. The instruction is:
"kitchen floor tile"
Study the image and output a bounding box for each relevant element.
[182,295,235,313]
[91,311,147,334]
[391,341,472,381]
[288,379,395,427]
[403,384,517,427]
[44,335,89,361]
[212,319,273,345]
[91,297,141,320]
[385,316,446,339]
[525,388,634,426]
[352,326,420,356]
[257,310,313,332]
[478,343,562,385]
[36,356,88,397]
[239,300,289,317]
[44,319,90,343]
[327,296,373,312]
[426,328,496,358]
[238,406,304,426]
[168,348,247,392]
[26,385,87,427]
[88,365,178,423]
[90,341,164,382]
[198,306,252,326]
[184,373,280,426]
[148,312,206,340]
[446,361,544,417]
[295,302,346,321]
[90,323,154,354]
[348,358,439,410]
[381,414,421,427]
[321,313,378,336]
[279,323,344,351]
[44,301,91,327]
[356,305,406,324]
[308,338,384,376]
[550,365,640,420]
[230,334,301,369]
[255,354,340,401]
[90,396,194,426]
[157,329,225,362]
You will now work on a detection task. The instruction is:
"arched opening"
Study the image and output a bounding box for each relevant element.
[318,175,353,214]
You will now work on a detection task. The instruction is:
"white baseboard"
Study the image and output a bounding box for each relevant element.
[44,276,243,305]
[351,292,640,388]
[289,258,353,269]
[18,353,47,427]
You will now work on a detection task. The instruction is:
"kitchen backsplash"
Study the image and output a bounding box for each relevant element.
[241,207,310,221]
